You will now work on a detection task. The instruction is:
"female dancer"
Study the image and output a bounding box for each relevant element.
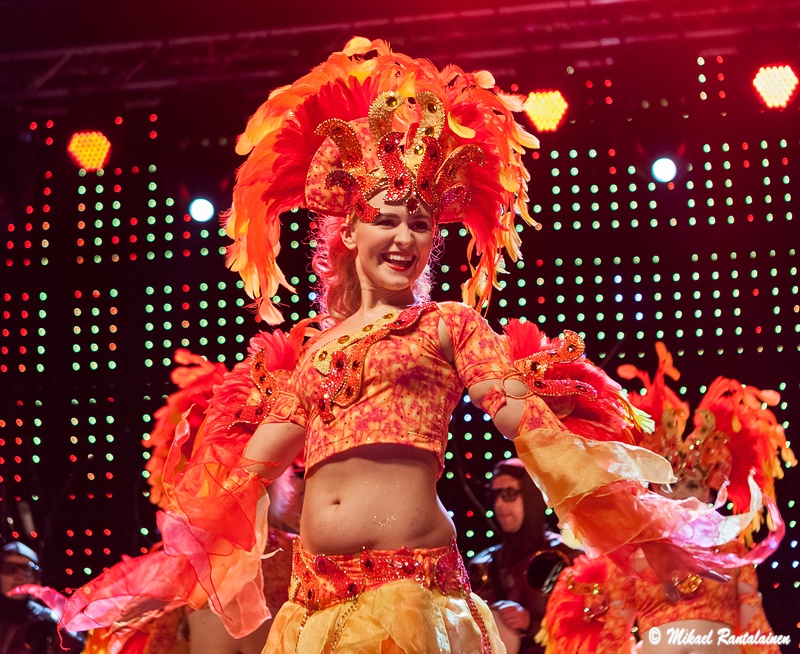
[61,38,776,654]
[540,343,793,654]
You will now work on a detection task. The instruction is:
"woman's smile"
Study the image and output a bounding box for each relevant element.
[381,252,417,271]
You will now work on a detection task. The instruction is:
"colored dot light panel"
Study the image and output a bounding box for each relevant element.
[1,52,797,641]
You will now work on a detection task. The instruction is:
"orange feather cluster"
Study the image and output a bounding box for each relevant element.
[227,37,539,323]
[503,319,648,443]
[618,342,796,527]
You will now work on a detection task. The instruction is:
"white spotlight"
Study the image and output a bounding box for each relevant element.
[651,157,677,183]
[189,198,215,222]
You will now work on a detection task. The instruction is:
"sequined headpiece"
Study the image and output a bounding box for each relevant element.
[226,37,539,323]
[618,343,796,525]
[306,90,483,225]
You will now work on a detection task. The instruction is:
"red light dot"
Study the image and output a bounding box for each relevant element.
[45,137,53,145]
[605,96,613,104]
[115,168,123,175]
[585,81,593,88]
[46,120,54,128]
[719,91,726,99]
[42,205,50,213]
[130,235,137,243]
[130,217,138,225]
[149,114,158,122]
[752,289,759,297]
[465,451,473,459]
[531,151,540,160]
[25,206,33,214]
[182,302,190,310]
[742,142,749,150]
[111,236,119,244]
[608,149,616,157]
[115,116,123,125]
[755,326,762,333]
[538,297,545,304]
[747,214,754,222]
[132,166,139,174]
[149,131,158,139]
[30,122,37,130]
[183,249,191,257]
[182,285,190,292]
[604,79,612,87]
[183,231,191,239]
[460,265,468,273]
[743,160,750,168]
[45,171,52,179]
[609,166,617,174]
[466,510,474,517]
[716,56,723,64]
[75,290,82,298]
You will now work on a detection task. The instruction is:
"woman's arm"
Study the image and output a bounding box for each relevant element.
[243,421,306,481]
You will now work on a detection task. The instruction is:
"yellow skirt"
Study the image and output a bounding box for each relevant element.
[262,578,507,654]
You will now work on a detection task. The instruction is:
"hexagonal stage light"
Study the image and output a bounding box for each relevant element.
[67,131,112,171]
[523,90,569,132]
[753,65,798,108]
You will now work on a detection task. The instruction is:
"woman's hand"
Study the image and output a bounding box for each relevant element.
[492,600,531,632]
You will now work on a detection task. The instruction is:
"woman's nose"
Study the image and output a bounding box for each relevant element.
[393,222,414,244]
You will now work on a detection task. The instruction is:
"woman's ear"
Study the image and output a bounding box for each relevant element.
[340,220,358,251]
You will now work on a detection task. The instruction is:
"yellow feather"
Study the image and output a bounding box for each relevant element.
[342,36,374,56]
[447,114,476,139]
[473,70,496,89]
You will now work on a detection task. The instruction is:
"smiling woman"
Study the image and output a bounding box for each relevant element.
[60,37,782,654]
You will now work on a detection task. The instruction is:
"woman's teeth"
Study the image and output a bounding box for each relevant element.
[383,253,415,269]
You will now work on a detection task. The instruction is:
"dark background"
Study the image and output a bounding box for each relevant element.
[1,0,799,649]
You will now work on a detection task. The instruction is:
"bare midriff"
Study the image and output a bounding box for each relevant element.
[299,443,456,555]
[639,620,742,654]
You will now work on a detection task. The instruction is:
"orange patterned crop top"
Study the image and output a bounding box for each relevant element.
[268,301,512,475]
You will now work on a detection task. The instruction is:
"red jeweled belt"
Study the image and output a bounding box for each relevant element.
[289,537,471,611]
[288,538,494,653]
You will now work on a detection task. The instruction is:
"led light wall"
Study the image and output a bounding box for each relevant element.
[1,48,797,643]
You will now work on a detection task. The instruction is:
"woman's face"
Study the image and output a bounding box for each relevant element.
[654,469,711,503]
[341,191,434,298]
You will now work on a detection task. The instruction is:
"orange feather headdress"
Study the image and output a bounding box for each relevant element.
[618,343,796,529]
[227,37,539,323]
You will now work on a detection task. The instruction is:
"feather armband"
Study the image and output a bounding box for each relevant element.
[510,329,598,401]
[503,319,652,443]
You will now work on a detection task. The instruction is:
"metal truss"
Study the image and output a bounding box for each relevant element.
[2,0,799,112]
